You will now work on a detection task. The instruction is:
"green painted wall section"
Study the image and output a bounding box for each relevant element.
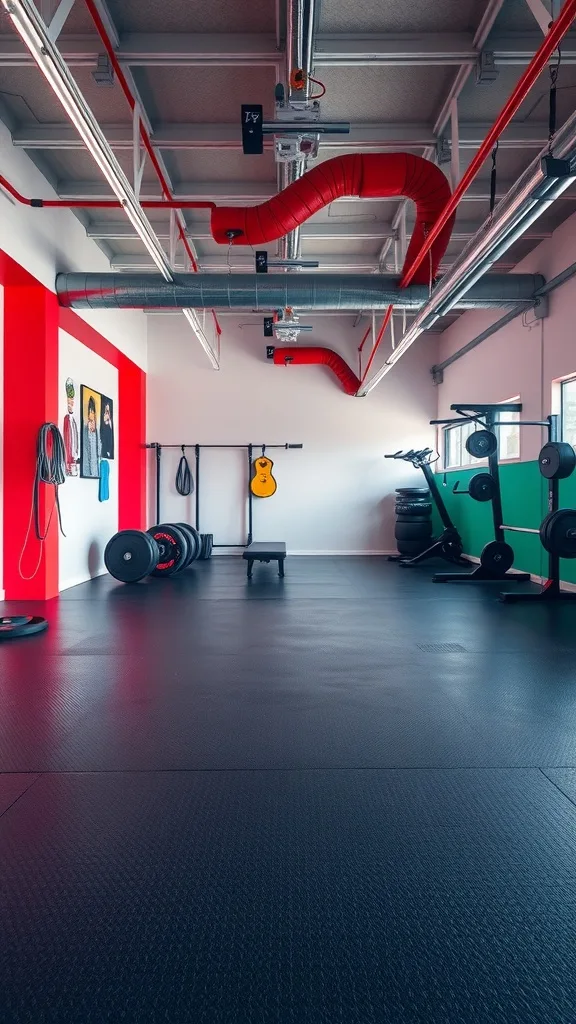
[435,462,576,582]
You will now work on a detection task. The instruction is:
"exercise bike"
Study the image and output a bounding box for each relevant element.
[385,448,470,568]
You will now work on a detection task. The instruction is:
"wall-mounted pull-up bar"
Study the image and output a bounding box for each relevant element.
[145,442,303,544]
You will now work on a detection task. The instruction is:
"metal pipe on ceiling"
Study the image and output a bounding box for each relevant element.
[55,272,544,311]
[282,0,318,263]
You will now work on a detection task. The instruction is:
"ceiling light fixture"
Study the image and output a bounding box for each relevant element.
[182,308,220,369]
[2,0,172,280]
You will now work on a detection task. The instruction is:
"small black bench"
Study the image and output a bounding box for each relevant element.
[243,542,286,579]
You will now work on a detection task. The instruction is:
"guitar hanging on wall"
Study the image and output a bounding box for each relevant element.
[250,452,277,498]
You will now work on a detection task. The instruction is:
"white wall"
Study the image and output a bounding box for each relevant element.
[147,314,438,553]
[436,211,576,460]
[0,119,147,368]
[58,329,118,590]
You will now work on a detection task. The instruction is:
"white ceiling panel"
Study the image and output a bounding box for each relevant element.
[134,66,276,124]
[169,149,277,184]
[320,0,479,33]
[319,66,454,122]
[106,0,276,33]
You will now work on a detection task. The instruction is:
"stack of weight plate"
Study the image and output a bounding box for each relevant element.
[394,487,433,559]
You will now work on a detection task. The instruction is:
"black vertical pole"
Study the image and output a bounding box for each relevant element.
[546,416,559,592]
[247,444,253,545]
[486,414,504,540]
[155,444,162,524]
[195,444,200,532]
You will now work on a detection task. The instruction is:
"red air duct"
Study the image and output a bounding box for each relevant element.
[212,153,454,284]
[273,347,361,396]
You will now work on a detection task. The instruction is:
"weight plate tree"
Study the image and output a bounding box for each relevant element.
[105,530,160,583]
[147,524,188,577]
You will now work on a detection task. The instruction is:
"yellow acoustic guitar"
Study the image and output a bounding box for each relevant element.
[250,456,277,498]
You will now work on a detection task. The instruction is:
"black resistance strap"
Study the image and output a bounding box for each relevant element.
[176,446,193,496]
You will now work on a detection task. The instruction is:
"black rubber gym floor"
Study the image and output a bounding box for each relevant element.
[2,557,576,1023]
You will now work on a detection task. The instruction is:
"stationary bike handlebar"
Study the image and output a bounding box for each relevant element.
[385,448,435,465]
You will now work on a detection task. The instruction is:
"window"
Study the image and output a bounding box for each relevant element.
[495,409,520,461]
[561,377,576,449]
[443,407,520,469]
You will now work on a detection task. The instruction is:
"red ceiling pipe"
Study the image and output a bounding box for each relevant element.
[273,346,361,396]
[0,176,215,209]
[358,304,394,387]
[212,153,455,284]
[400,0,576,288]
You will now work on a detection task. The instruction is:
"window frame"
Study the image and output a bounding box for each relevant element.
[560,375,576,449]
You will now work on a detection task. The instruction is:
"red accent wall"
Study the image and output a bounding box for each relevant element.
[3,282,60,599]
[1,252,147,601]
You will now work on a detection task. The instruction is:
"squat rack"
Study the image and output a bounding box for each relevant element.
[146,442,303,546]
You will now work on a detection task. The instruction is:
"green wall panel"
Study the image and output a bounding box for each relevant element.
[435,462,576,582]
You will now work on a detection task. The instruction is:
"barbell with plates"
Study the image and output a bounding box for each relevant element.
[496,508,576,558]
[539,508,576,557]
[465,429,498,459]
[538,442,576,480]
[468,472,496,502]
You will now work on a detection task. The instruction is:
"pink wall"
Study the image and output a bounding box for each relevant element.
[436,210,576,460]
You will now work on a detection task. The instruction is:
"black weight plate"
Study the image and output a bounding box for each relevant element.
[395,503,432,515]
[165,523,190,573]
[468,472,496,503]
[540,508,576,558]
[480,540,514,575]
[0,616,48,640]
[203,533,213,559]
[395,515,431,523]
[397,539,431,555]
[466,429,498,459]
[538,442,576,480]
[176,523,201,565]
[395,488,430,496]
[148,524,188,577]
[395,522,433,541]
[105,530,157,582]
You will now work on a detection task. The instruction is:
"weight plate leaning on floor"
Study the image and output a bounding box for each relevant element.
[147,524,188,577]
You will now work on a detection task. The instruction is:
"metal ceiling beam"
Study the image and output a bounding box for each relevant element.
[433,0,507,139]
[11,121,551,150]
[55,178,576,203]
[108,253,517,272]
[1,30,575,66]
[314,31,576,66]
[87,221,398,241]
[86,220,551,243]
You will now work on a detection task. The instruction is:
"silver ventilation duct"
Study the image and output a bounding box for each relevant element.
[56,272,544,311]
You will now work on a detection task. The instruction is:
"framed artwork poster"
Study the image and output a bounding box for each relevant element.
[80,385,101,479]
[100,394,115,460]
